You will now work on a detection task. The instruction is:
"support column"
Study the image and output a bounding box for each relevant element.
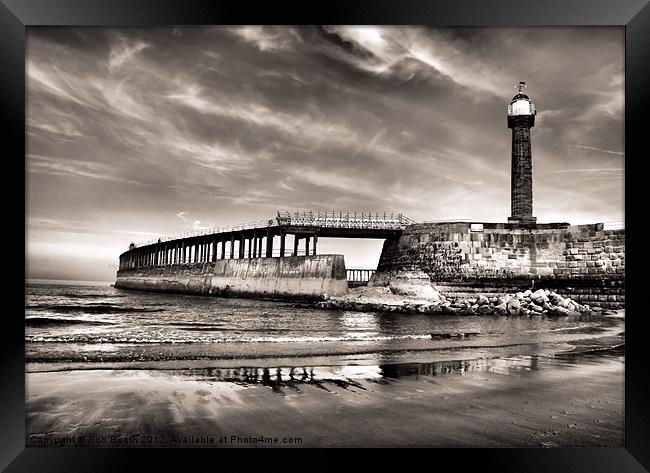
[239,233,245,258]
[248,237,252,258]
[258,236,263,257]
[280,231,286,258]
[230,234,235,259]
[305,236,310,256]
[266,230,273,257]
[252,233,257,258]
[293,235,299,256]
[312,233,318,255]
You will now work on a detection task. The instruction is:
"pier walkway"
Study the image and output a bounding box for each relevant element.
[119,211,412,270]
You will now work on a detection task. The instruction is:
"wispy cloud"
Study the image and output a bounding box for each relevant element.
[108,36,149,72]
[571,145,624,156]
[549,168,623,173]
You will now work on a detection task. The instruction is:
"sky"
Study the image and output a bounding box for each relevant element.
[26,26,624,282]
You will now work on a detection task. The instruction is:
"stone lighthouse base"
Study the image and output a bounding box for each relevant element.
[371,221,625,310]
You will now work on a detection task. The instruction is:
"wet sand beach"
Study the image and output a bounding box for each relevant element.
[26,347,623,448]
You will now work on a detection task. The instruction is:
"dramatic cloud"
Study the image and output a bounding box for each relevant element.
[26,26,624,281]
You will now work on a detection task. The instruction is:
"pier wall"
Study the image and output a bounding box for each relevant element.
[373,222,625,308]
[115,255,348,301]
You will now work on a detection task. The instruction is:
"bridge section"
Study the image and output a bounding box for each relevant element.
[118,211,412,271]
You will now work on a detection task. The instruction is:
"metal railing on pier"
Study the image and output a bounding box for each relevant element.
[346,268,376,282]
[131,210,414,249]
[277,210,414,229]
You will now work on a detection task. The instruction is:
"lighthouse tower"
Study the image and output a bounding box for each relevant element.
[507,81,537,224]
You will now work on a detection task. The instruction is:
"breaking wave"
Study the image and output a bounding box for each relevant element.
[25,317,114,327]
[25,333,433,344]
[26,304,164,314]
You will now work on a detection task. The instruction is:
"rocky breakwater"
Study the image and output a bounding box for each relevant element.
[316,285,600,316]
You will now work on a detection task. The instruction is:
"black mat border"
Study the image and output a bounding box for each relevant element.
[1,0,648,471]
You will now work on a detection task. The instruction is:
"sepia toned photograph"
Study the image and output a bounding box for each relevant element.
[26,25,625,448]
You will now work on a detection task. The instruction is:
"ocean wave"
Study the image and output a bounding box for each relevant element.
[25,333,433,344]
[25,317,114,327]
[25,304,164,314]
[50,293,127,299]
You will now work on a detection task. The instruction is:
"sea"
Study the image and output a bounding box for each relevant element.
[25,280,625,375]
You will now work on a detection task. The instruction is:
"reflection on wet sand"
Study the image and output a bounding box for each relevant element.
[184,345,624,393]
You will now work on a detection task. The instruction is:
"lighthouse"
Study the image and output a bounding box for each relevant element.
[507,81,537,224]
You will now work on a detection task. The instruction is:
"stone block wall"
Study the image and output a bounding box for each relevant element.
[374,222,624,308]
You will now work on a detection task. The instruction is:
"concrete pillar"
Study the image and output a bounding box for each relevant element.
[258,236,263,257]
[293,235,299,256]
[313,233,318,255]
[248,237,252,258]
[266,230,273,257]
[230,234,235,259]
[280,232,286,258]
[305,236,310,256]
[239,233,245,258]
